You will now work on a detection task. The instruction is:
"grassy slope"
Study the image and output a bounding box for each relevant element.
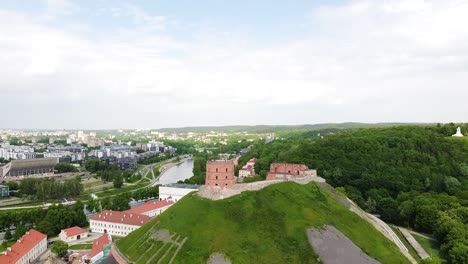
[412,234,446,263]
[117,182,410,264]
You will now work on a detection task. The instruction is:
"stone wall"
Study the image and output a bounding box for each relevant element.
[198,176,326,200]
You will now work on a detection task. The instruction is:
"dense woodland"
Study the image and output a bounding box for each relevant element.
[0,201,87,239]
[236,124,468,263]
[17,178,83,201]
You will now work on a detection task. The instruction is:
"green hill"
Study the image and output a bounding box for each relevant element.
[116,182,410,264]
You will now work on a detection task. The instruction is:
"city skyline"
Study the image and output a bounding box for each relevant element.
[1,0,467,129]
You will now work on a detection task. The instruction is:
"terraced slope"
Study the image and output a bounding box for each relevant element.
[117,182,410,264]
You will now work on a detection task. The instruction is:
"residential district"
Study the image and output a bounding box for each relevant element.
[0,128,278,264]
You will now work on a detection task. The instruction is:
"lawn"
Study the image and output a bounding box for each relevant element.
[69,243,93,250]
[118,182,410,264]
[82,180,106,189]
[94,181,148,197]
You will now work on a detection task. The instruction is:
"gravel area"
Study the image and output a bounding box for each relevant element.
[207,252,231,264]
[307,225,380,264]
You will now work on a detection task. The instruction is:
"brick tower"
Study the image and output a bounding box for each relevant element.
[205,160,236,189]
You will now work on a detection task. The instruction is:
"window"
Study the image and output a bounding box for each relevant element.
[225,176,227,179]
[215,183,218,186]
[226,168,228,172]
[216,168,218,172]
[216,176,218,180]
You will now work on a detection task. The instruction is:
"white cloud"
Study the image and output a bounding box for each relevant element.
[0,0,467,128]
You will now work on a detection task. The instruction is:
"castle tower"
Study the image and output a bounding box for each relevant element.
[206,160,235,189]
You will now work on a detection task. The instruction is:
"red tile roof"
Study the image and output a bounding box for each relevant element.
[62,226,87,238]
[0,229,46,264]
[124,200,174,215]
[248,158,256,163]
[90,210,151,226]
[90,233,111,258]
[240,165,253,171]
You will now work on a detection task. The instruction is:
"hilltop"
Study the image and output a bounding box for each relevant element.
[116,182,410,264]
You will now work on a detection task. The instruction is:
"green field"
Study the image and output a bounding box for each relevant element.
[69,243,93,250]
[117,182,410,264]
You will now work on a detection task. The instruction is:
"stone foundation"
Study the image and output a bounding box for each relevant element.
[198,176,326,200]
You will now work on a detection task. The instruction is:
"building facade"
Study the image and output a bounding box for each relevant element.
[159,184,199,202]
[89,210,151,237]
[1,158,58,177]
[205,160,236,189]
[0,229,47,264]
[59,226,88,243]
[266,163,317,180]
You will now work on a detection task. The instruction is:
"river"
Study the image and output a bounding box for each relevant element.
[155,158,194,185]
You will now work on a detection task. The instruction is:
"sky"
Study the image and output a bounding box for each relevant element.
[0,0,467,129]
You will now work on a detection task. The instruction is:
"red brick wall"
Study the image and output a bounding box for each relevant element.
[206,161,236,188]
[269,163,308,175]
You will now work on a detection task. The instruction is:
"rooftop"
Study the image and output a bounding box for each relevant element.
[162,183,200,189]
[90,233,111,259]
[0,229,47,264]
[124,200,174,215]
[90,210,151,226]
[61,226,87,238]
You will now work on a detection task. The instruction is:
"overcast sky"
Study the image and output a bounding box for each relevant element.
[0,0,467,129]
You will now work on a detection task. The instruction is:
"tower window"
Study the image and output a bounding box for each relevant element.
[216,176,218,180]
[226,168,228,172]
[216,168,218,172]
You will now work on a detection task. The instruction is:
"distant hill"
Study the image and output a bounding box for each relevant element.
[116,182,410,264]
[154,122,428,134]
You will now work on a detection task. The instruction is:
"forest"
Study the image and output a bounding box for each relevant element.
[238,124,468,263]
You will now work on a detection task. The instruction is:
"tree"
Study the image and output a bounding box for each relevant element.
[44,204,74,234]
[86,197,98,213]
[111,195,130,211]
[113,173,124,189]
[378,197,400,223]
[51,240,69,258]
[100,197,111,210]
[71,200,88,227]
[36,221,55,236]
[448,242,468,264]
[4,229,12,240]
[13,223,28,240]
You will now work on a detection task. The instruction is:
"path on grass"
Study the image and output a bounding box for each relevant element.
[398,227,430,259]
[316,183,417,264]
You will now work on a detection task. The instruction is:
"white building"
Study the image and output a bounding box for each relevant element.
[124,200,174,217]
[0,229,47,264]
[59,226,88,243]
[159,185,199,202]
[89,210,151,237]
[238,158,256,179]
[239,165,254,178]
